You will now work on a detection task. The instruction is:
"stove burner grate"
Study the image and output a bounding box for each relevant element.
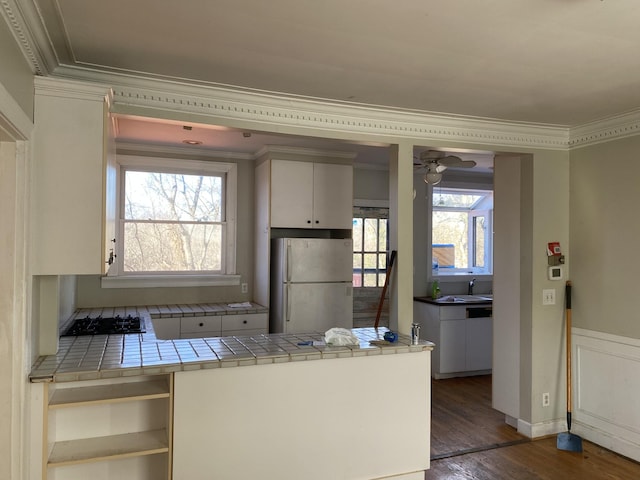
[62,315,146,336]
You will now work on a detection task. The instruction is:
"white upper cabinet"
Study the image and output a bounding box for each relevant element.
[31,78,115,275]
[270,159,353,229]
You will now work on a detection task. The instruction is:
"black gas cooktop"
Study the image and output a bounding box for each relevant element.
[62,315,146,336]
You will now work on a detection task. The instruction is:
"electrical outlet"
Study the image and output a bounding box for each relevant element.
[542,288,556,305]
[542,392,550,407]
[241,283,248,294]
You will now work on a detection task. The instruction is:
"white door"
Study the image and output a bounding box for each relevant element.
[285,283,353,334]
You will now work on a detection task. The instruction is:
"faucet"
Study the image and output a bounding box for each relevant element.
[468,278,476,295]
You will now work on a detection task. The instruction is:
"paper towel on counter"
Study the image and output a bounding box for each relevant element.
[227,301,253,308]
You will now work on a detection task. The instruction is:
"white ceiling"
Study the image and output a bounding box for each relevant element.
[17,0,640,170]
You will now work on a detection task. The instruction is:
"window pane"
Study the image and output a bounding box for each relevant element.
[432,211,469,269]
[432,192,483,208]
[123,222,221,272]
[352,218,363,251]
[474,216,486,268]
[364,219,378,251]
[363,273,377,287]
[378,254,387,270]
[363,253,377,270]
[378,219,387,250]
[125,171,222,222]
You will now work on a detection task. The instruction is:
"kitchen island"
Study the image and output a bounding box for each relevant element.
[30,319,433,480]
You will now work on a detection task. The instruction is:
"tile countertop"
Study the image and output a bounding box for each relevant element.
[31,303,434,383]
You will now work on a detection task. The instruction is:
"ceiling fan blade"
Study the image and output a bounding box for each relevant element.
[438,155,477,168]
[436,164,448,173]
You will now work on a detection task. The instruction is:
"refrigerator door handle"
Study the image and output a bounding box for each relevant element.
[286,284,291,322]
[286,243,292,283]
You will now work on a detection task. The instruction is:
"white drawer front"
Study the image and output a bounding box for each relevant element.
[181,315,222,334]
[221,313,268,332]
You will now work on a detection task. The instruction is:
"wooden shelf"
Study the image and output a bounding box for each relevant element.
[48,429,169,467]
[49,379,170,409]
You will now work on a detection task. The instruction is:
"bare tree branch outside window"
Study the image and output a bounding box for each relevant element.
[123,170,224,272]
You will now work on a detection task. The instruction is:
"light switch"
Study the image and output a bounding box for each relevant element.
[542,289,556,305]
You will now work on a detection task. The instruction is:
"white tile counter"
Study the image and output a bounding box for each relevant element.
[30,303,433,382]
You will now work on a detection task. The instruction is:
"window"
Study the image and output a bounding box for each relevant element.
[432,188,493,275]
[109,155,237,285]
[352,206,389,287]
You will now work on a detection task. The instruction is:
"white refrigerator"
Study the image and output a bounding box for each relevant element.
[270,237,353,334]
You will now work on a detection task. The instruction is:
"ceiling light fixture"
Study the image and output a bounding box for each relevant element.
[424,172,442,185]
[182,139,203,145]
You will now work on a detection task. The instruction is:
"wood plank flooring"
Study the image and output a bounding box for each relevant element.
[426,375,640,479]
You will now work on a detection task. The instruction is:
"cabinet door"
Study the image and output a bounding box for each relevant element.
[466,317,492,371]
[270,160,314,228]
[312,163,353,229]
[439,319,466,373]
[32,79,112,275]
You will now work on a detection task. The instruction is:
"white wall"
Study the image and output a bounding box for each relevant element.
[492,154,522,421]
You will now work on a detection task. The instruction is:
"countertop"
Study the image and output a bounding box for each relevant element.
[31,303,433,383]
[414,295,493,306]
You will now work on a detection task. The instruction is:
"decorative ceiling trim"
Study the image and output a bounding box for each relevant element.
[6,4,640,151]
[115,140,255,161]
[51,65,571,151]
[34,76,112,102]
[0,80,32,140]
[255,145,357,160]
[568,108,640,149]
[1,0,57,75]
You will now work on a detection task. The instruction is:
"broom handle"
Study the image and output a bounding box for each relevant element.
[566,281,573,418]
[374,250,396,329]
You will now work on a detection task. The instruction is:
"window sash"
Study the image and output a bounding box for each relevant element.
[113,155,237,278]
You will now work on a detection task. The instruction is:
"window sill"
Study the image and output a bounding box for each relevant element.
[101,274,241,289]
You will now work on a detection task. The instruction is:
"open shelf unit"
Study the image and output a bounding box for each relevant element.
[42,374,174,480]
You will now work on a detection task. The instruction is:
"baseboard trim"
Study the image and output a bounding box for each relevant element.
[517,418,565,439]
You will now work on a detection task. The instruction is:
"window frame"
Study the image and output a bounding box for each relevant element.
[431,187,493,276]
[102,155,239,288]
[352,202,389,288]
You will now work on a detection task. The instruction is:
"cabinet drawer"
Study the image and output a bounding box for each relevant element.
[221,313,268,332]
[180,316,222,334]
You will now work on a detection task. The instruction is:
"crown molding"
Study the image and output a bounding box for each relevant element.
[568,108,640,149]
[49,65,571,151]
[1,0,57,75]
[255,144,357,160]
[115,140,255,161]
[34,76,112,102]
[0,80,32,140]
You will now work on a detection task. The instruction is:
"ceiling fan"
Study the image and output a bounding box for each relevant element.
[414,150,477,185]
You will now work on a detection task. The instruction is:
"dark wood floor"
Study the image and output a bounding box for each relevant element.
[426,375,640,479]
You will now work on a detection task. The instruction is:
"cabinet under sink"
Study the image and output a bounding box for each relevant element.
[414,300,492,379]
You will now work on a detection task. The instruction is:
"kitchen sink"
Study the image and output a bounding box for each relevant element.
[436,294,493,303]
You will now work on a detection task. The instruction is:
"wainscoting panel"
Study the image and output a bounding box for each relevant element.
[573,328,640,462]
